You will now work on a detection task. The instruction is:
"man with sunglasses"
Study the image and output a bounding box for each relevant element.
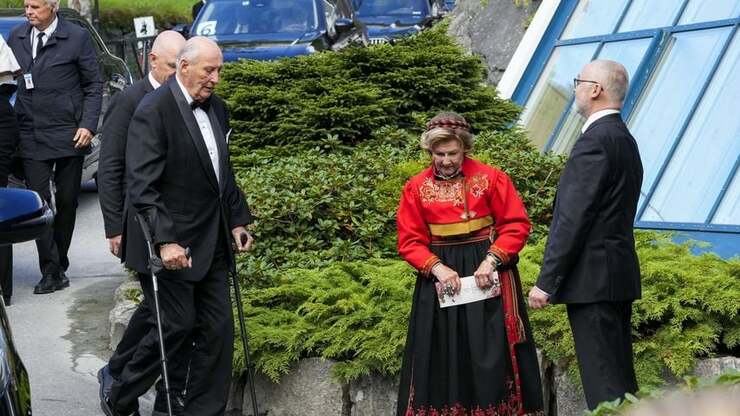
[97,30,188,416]
[528,59,644,410]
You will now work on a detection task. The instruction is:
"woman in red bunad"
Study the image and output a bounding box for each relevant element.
[396,112,544,416]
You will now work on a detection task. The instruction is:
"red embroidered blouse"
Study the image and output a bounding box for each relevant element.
[397,157,531,276]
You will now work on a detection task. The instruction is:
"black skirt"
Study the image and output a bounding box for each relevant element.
[397,239,544,416]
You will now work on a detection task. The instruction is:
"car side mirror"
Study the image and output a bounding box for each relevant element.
[0,189,53,246]
[335,18,354,33]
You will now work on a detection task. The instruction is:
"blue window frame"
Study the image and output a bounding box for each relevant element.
[511,0,740,238]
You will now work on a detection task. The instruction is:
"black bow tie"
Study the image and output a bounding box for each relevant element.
[190,98,211,112]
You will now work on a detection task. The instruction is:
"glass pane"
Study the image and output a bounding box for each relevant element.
[549,37,652,155]
[560,0,628,40]
[619,0,683,32]
[642,31,740,223]
[679,0,740,24]
[712,169,740,225]
[627,27,732,211]
[520,43,599,149]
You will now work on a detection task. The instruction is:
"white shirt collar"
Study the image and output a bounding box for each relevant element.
[175,75,194,105]
[581,109,621,133]
[147,72,161,89]
[32,16,58,39]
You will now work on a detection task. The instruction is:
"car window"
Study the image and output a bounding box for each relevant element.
[195,0,320,35]
[355,0,427,16]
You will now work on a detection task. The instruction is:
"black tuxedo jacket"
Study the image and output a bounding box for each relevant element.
[124,77,252,281]
[536,114,643,304]
[7,17,102,160]
[99,77,155,239]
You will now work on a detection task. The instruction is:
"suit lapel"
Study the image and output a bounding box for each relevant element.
[167,79,220,191]
[206,106,228,192]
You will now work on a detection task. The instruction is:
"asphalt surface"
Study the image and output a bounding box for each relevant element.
[7,183,155,416]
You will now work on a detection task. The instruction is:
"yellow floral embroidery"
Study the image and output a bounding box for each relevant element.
[468,174,489,198]
[418,178,464,206]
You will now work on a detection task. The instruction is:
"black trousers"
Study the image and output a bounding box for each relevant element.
[110,253,234,416]
[22,156,84,276]
[567,301,638,410]
[108,274,191,396]
[0,93,18,299]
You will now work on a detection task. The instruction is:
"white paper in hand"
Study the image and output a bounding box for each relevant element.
[436,274,501,308]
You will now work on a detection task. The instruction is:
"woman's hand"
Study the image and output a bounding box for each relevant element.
[474,257,496,289]
[431,263,461,294]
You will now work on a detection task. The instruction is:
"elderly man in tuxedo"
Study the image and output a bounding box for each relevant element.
[6,0,102,294]
[96,30,188,416]
[528,59,643,410]
[106,36,253,416]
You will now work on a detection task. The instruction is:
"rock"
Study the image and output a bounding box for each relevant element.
[108,298,138,351]
[691,356,740,379]
[552,364,587,416]
[242,358,345,416]
[349,374,398,416]
[447,0,541,85]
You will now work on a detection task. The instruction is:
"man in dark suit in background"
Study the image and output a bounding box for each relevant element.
[97,30,187,416]
[7,0,102,294]
[528,59,643,410]
[107,36,253,416]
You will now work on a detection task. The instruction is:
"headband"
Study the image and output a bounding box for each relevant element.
[425,118,471,133]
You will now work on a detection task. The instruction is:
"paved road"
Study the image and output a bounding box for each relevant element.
[7,184,155,415]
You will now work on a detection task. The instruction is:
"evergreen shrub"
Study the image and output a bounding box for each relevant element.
[518,231,740,389]
[217,24,521,151]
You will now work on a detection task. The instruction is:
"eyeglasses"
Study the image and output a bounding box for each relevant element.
[573,78,600,89]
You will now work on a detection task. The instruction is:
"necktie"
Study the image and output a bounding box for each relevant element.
[190,97,211,112]
[35,32,45,60]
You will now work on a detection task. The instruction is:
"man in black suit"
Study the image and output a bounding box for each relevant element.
[7,0,102,294]
[96,30,187,416]
[107,36,253,416]
[528,59,643,410]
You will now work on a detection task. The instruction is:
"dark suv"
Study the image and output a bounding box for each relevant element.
[190,0,367,61]
[0,8,133,186]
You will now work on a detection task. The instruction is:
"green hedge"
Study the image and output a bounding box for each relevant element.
[218,24,521,151]
[519,232,740,389]
[237,232,740,386]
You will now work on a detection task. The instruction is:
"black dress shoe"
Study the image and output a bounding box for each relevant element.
[33,274,57,294]
[56,271,70,290]
[98,365,114,411]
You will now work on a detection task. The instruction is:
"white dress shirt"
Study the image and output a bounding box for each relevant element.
[31,17,58,60]
[581,109,621,133]
[0,34,20,84]
[147,72,161,90]
[175,76,220,183]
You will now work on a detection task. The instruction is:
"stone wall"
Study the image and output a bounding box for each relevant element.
[447,0,541,86]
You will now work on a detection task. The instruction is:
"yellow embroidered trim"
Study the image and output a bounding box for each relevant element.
[428,215,493,237]
[417,174,489,206]
[489,245,511,265]
[421,256,440,278]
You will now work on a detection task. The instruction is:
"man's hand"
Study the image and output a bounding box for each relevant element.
[160,243,192,270]
[528,286,550,309]
[73,127,93,149]
[108,234,122,258]
[474,257,496,289]
[231,226,253,252]
[431,263,461,294]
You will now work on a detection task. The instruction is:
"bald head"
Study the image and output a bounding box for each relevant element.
[149,30,186,85]
[575,59,629,117]
[177,37,223,102]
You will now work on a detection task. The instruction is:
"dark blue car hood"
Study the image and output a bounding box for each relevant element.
[210,32,322,61]
[360,15,424,38]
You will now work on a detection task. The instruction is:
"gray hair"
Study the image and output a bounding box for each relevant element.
[43,0,60,8]
[176,36,220,70]
[420,111,474,153]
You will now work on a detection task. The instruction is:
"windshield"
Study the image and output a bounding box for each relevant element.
[355,0,427,17]
[195,0,320,36]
